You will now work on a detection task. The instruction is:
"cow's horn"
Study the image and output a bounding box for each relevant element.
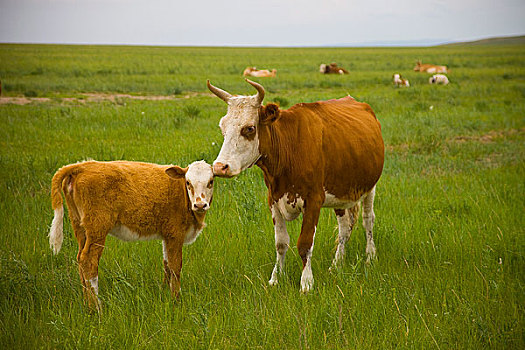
[207,80,232,103]
[246,79,265,104]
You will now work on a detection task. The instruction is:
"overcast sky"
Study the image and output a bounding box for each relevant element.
[1,0,524,46]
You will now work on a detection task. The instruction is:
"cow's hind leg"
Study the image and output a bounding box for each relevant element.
[269,206,289,286]
[330,205,359,270]
[362,186,377,262]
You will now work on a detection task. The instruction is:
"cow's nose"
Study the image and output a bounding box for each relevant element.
[213,162,230,176]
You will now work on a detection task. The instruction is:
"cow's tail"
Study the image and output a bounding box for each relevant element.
[49,163,79,255]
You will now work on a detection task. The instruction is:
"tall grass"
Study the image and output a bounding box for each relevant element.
[0,43,524,348]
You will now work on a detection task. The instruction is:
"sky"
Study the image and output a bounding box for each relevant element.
[0,0,524,46]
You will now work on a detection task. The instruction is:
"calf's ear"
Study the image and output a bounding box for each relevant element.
[166,166,187,179]
[259,103,281,125]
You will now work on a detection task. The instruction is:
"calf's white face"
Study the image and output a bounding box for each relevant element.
[215,96,261,177]
[166,160,214,213]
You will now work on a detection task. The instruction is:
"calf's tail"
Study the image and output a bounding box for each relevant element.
[49,163,78,255]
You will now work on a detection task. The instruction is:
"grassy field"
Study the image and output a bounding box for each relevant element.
[0,43,524,349]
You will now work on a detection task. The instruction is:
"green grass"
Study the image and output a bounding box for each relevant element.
[0,43,524,349]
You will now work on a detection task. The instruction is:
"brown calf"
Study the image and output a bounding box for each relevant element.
[49,160,214,311]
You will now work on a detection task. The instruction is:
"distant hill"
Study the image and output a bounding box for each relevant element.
[442,35,525,46]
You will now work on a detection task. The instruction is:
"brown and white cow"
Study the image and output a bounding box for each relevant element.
[243,67,277,78]
[49,160,214,311]
[320,63,349,75]
[208,79,384,293]
[413,61,448,74]
[393,73,410,87]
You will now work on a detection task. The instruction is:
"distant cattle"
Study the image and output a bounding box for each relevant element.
[320,63,349,74]
[413,61,448,73]
[243,67,277,77]
[49,160,214,311]
[208,79,384,293]
[393,74,410,87]
[429,74,449,85]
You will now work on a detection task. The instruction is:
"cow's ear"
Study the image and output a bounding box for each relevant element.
[166,166,187,179]
[259,103,281,125]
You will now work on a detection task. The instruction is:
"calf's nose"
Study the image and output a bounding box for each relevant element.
[194,202,208,210]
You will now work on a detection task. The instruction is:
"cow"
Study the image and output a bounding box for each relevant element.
[48,160,214,311]
[429,74,450,85]
[243,67,277,78]
[207,79,384,293]
[320,63,349,75]
[393,73,410,87]
[413,61,448,73]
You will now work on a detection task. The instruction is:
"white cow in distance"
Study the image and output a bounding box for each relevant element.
[429,74,450,85]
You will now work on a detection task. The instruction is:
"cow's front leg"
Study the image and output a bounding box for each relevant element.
[269,205,289,286]
[297,198,322,293]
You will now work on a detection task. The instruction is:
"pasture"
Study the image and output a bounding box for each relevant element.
[0,43,524,348]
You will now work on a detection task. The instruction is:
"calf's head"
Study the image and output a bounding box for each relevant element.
[208,79,278,177]
[166,161,214,213]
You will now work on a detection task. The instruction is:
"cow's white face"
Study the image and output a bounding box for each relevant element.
[214,96,261,177]
[166,161,214,213]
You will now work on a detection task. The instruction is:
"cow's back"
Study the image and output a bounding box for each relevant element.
[284,96,384,199]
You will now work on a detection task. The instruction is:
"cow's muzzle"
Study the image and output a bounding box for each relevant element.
[213,162,235,178]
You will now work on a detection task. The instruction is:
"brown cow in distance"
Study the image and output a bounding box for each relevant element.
[208,79,384,293]
[413,61,448,73]
[320,63,349,74]
[243,67,277,77]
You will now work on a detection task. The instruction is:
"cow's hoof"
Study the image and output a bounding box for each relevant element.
[300,274,314,294]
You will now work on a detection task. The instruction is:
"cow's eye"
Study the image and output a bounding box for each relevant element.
[242,126,256,135]
[186,181,190,187]
[207,180,213,188]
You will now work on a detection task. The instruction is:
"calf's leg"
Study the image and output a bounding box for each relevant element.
[162,240,170,284]
[164,237,184,300]
[78,233,106,313]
